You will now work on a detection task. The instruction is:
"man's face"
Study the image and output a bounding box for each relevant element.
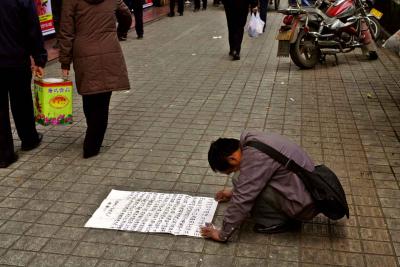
[219,149,241,175]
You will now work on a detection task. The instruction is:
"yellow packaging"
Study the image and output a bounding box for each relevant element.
[33,78,73,126]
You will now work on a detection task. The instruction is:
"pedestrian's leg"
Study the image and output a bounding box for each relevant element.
[251,186,301,233]
[169,0,176,16]
[133,1,144,38]
[259,0,266,23]
[177,0,184,15]
[0,70,16,166]
[259,0,268,31]
[8,67,40,148]
[82,92,112,158]
[232,6,249,56]
[222,1,234,54]
[202,0,207,9]
[194,0,200,10]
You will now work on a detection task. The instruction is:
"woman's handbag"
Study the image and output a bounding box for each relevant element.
[246,140,350,220]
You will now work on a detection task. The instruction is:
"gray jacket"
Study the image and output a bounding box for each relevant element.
[219,131,317,240]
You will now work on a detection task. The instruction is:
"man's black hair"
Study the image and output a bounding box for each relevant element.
[208,138,240,172]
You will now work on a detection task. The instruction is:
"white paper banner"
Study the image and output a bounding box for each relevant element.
[85,190,218,237]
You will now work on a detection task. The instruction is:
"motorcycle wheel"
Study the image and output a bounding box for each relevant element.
[368,17,381,40]
[289,30,320,69]
[274,0,280,10]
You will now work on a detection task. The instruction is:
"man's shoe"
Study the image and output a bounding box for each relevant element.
[0,154,18,168]
[118,35,127,41]
[21,133,43,151]
[179,12,183,16]
[137,35,143,39]
[253,221,302,234]
[83,149,100,159]
[167,12,175,17]
[232,53,240,61]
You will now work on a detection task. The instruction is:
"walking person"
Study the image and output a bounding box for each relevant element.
[168,0,184,16]
[0,0,47,168]
[59,0,131,158]
[222,0,258,60]
[201,131,322,241]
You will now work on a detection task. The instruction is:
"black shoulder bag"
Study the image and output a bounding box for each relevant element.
[246,140,349,220]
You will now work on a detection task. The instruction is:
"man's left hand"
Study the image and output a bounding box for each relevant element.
[200,225,223,242]
[32,66,44,78]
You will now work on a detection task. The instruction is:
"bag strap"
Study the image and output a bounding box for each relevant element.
[245,140,307,175]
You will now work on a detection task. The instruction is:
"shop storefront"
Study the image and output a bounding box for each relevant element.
[144,0,154,8]
[35,0,155,37]
[35,0,56,36]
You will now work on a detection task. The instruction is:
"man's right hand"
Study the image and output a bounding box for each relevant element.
[215,189,232,202]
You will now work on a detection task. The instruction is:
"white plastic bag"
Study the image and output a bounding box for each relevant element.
[247,12,265,38]
[383,29,400,57]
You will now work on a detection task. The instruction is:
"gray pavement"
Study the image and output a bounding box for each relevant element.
[1,4,400,267]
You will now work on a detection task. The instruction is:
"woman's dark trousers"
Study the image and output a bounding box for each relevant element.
[0,67,39,162]
[82,92,112,157]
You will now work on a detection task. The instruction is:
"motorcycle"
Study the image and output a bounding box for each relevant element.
[277,0,381,69]
[289,0,382,40]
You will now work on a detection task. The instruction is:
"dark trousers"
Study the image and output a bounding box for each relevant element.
[259,0,268,27]
[170,0,184,15]
[132,0,144,37]
[82,92,112,154]
[194,0,207,9]
[251,186,290,227]
[222,0,249,55]
[0,67,39,161]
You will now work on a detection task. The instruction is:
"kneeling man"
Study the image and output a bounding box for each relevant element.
[201,130,319,242]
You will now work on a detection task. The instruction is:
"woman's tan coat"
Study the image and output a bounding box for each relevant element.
[59,0,130,95]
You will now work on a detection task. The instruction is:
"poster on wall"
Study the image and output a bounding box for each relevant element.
[85,190,218,237]
[35,0,55,36]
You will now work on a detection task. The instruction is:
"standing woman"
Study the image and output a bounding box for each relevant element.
[222,0,258,60]
[59,0,131,158]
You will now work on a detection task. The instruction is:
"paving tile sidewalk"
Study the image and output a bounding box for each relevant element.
[1,4,400,267]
